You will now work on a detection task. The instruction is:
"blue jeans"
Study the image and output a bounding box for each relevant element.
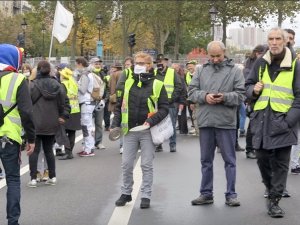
[0,141,21,225]
[168,107,177,148]
[239,103,246,132]
[199,128,237,199]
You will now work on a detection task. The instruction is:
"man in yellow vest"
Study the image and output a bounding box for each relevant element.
[246,28,300,218]
[0,44,35,225]
[111,52,169,208]
[155,54,183,152]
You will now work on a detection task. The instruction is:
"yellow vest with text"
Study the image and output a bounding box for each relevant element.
[254,60,296,112]
[121,78,164,135]
[155,68,175,99]
[0,73,25,144]
[62,78,80,114]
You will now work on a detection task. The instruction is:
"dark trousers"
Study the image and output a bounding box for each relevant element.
[178,105,188,134]
[104,101,111,129]
[199,127,237,198]
[65,129,76,151]
[29,135,56,179]
[256,147,291,199]
[245,121,253,152]
[0,141,21,225]
[187,103,194,127]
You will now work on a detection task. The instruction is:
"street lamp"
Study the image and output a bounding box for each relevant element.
[96,12,103,41]
[209,6,218,41]
[95,12,103,58]
[41,24,46,58]
[21,18,28,59]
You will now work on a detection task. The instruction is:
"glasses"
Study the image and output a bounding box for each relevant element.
[135,62,150,66]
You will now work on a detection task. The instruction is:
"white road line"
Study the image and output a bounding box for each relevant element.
[0,134,83,190]
[107,157,142,225]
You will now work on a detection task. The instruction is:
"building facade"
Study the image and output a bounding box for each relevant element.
[0,0,31,17]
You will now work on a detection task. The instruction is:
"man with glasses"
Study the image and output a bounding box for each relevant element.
[112,52,169,208]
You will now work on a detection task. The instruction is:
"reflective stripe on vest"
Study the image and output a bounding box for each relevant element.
[185,72,192,85]
[254,60,296,112]
[62,78,80,114]
[0,72,25,144]
[121,78,164,135]
[154,68,175,99]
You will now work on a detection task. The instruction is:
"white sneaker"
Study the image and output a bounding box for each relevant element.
[98,143,106,149]
[120,147,123,154]
[138,149,141,153]
[45,177,57,186]
[28,179,37,188]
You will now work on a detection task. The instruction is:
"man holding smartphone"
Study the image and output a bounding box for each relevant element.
[188,41,245,207]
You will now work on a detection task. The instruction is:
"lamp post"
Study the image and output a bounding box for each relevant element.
[209,6,218,41]
[41,24,46,58]
[96,12,103,41]
[95,12,103,58]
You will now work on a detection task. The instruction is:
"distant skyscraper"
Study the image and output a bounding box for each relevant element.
[0,1,31,17]
[228,27,267,50]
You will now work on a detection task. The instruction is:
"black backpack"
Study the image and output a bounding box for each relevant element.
[0,72,17,127]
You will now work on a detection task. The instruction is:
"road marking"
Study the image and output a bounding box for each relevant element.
[107,157,142,225]
[0,134,83,190]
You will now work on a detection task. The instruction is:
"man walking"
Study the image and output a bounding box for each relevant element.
[189,41,245,207]
[245,28,300,218]
[0,44,35,225]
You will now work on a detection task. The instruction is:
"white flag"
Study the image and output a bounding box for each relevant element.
[52,1,73,43]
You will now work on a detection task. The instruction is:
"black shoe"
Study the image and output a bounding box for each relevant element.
[264,189,269,198]
[282,189,290,198]
[115,194,132,206]
[59,153,74,160]
[170,146,176,152]
[155,145,163,152]
[235,144,245,152]
[140,198,150,209]
[191,195,214,205]
[246,151,256,159]
[268,198,285,218]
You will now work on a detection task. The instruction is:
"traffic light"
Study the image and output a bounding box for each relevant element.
[128,33,136,47]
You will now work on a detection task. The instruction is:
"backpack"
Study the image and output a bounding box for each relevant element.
[90,73,104,101]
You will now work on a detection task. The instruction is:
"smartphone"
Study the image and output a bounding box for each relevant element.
[213,94,222,98]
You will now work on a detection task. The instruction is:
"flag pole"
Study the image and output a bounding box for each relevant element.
[48,1,59,61]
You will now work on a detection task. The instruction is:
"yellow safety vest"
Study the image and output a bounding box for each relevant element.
[121,78,164,135]
[254,60,296,112]
[185,71,192,85]
[155,68,175,99]
[62,78,80,114]
[0,72,25,144]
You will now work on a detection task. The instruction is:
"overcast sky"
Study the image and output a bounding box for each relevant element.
[228,14,300,48]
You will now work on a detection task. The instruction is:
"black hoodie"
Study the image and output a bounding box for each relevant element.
[30,74,68,135]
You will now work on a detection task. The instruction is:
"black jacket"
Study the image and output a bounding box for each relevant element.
[155,67,183,107]
[112,71,169,130]
[245,48,300,149]
[30,74,69,135]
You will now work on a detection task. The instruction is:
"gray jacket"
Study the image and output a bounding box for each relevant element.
[245,48,300,150]
[188,58,245,129]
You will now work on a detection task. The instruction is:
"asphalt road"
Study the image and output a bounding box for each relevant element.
[1,129,300,225]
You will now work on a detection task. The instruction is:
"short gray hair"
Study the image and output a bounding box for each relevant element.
[207,41,226,52]
[268,27,288,42]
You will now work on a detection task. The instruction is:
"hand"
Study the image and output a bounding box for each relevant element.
[143,122,150,127]
[58,117,65,124]
[205,93,223,105]
[213,93,224,104]
[178,104,184,111]
[253,81,264,95]
[190,104,195,111]
[26,143,35,156]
